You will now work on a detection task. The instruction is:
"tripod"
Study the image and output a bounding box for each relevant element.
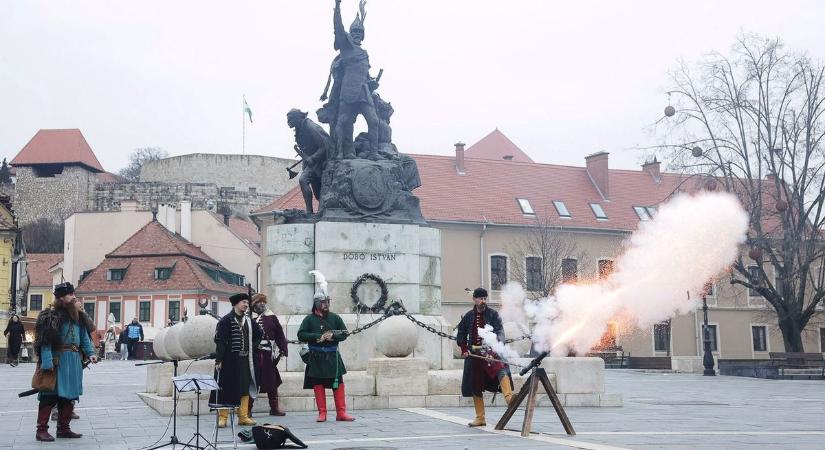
[137,359,202,450]
[494,352,576,437]
[176,375,219,450]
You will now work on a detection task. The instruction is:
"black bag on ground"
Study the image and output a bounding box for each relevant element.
[250,424,307,449]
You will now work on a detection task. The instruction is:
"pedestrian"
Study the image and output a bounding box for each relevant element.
[33,282,98,442]
[456,287,514,427]
[249,293,288,417]
[4,314,25,366]
[210,292,263,428]
[297,292,354,422]
[103,327,117,360]
[124,318,144,360]
[118,330,129,361]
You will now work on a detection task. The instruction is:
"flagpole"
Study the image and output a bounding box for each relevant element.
[242,95,246,155]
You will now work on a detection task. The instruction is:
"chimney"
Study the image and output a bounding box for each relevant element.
[642,157,661,182]
[180,201,192,241]
[585,152,610,200]
[454,142,466,175]
[166,204,176,234]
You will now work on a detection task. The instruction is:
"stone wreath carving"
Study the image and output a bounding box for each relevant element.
[351,273,389,313]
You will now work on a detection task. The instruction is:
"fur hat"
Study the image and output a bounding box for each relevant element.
[251,293,268,306]
[472,287,488,299]
[229,293,250,306]
[54,282,75,298]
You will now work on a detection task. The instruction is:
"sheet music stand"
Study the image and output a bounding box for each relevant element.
[173,374,220,450]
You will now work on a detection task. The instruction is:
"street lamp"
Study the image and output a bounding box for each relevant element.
[701,294,716,376]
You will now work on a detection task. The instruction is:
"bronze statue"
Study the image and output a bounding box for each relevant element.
[287,109,332,214]
[320,0,381,160]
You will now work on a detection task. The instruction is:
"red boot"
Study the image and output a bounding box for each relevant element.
[333,383,355,421]
[56,403,82,438]
[269,390,285,416]
[36,403,55,442]
[313,385,327,422]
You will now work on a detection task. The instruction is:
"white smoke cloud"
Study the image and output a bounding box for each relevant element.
[477,324,522,361]
[502,192,749,356]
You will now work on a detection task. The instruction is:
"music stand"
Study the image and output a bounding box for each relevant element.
[173,374,219,450]
[138,359,190,450]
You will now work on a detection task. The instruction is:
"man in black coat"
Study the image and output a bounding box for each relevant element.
[456,287,514,427]
[210,293,263,428]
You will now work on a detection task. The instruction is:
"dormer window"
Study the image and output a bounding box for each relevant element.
[517,198,535,215]
[154,267,173,280]
[590,203,608,220]
[634,206,652,221]
[107,268,126,281]
[553,201,571,218]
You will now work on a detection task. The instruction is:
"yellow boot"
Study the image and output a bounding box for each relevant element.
[238,396,256,426]
[217,409,228,428]
[468,396,486,427]
[500,377,514,405]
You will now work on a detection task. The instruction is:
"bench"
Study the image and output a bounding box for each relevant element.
[586,350,629,369]
[768,352,825,378]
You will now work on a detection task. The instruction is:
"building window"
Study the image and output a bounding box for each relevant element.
[107,268,126,281]
[79,269,93,283]
[517,198,535,215]
[109,302,121,323]
[703,324,718,352]
[589,203,608,220]
[633,206,652,221]
[653,321,671,352]
[561,258,578,283]
[154,267,173,280]
[820,328,825,352]
[525,257,543,291]
[169,300,181,322]
[83,302,95,320]
[774,266,784,298]
[703,281,715,297]
[752,326,767,352]
[139,301,151,322]
[553,201,571,218]
[211,300,219,317]
[29,294,43,311]
[598,259,614,279]
[490,255,508,290]
[748,266,762,297]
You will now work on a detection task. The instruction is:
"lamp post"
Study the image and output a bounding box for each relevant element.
[701,294,716,376]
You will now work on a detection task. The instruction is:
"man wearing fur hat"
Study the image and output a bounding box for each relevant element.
[210,292,263,428]
[248,293,288,416]
[32,282,98,442]
[297,291,355,422]
[456,287,514,427]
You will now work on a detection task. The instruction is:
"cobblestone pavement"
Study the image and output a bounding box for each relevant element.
[0,360,823,449]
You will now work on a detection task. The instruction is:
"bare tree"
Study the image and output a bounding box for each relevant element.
[118,147,168,181]
[657,34,825,352]
[508,215,585,300]
[21,218,64,253]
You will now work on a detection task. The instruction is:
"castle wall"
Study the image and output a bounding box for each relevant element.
[14,166,93,225]
[87,182,277,215]
[140,153,297,196]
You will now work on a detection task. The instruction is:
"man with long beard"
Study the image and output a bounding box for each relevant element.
[210,292,263,428]
[456,287,513,427]
[33,282,98,442]
[248,293,288,417]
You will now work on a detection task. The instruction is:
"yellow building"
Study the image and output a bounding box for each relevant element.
[0,196,19,353]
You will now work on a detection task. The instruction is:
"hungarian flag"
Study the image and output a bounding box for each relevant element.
[243,96,253,123]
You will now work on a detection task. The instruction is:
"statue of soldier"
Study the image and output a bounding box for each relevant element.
[320,0,381,160]
[287,109,332,214]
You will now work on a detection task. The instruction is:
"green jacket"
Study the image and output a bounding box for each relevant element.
[297,312,348,380]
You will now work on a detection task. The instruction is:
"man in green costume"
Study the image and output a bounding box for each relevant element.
[297,292,355,422]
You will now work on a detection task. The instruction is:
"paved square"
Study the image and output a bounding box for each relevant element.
[0,361,822,449]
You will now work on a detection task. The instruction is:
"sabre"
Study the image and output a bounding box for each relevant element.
[467,353,526,369]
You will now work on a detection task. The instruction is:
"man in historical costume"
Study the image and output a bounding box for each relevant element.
[456,287,514,427]
[287,108,332,214]
[248,293,289,417]
[321,0,382,160]
[297,293,355,422]
[32,282,98,442]
[211,292,263,428]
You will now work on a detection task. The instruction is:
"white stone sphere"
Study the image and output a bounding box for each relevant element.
[375,315,419,357]
[152,327,171,361]
[503,322,532,356]
[179,315,218,359]
[164,323,191,361]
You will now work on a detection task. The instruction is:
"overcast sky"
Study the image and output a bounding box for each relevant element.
[2,0,824,173]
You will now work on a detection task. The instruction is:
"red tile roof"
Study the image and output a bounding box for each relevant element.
[97,172,127,183]
[254,154,696,232]
[107,221,218,264]
[11,129,104,172]
[77,221,245,295]
[26,253,63,287]
[465,129,535,163]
